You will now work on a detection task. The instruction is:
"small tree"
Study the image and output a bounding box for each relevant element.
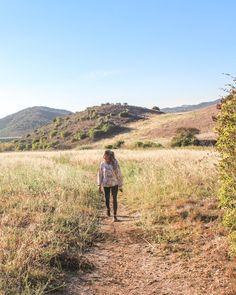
[152,106,160,111]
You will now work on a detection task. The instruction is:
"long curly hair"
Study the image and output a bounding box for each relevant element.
[104,149,118,169]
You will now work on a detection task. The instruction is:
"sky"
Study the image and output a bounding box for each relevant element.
[0,0,235,118]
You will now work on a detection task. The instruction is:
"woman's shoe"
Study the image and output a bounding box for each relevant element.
[107,209,111,217]
[113,216,118,222]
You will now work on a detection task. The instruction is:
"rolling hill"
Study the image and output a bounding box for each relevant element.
[100,103,218,147]
[0,107,72,137]
[161,99,220,113]
[13,102,218,151]
[15,103,162,150]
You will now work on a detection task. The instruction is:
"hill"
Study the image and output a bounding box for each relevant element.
[15,103,162,150]
[0,107,72,137]
[99,104,218,147]
[161,99,220,113]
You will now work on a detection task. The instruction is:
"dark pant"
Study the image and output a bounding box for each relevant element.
[104,185,118,216]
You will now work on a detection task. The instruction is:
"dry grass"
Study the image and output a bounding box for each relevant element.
[97,105,218,147]
[0,148,234,294]
[0,151,100,294]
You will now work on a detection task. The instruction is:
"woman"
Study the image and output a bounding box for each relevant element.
[97,150,123,222]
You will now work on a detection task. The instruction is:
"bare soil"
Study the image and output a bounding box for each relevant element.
[62,204,235,295]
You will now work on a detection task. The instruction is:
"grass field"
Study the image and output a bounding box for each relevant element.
[0,148,229,294]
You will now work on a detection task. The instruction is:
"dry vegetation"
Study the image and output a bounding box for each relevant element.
[97,104,218,148]
[0,148,234,294]
[0,151,100,294]
[13,104,161,151]
[8,103,218,152]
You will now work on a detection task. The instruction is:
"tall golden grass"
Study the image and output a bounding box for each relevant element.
[0,149,219,294]
[0,151,100,294]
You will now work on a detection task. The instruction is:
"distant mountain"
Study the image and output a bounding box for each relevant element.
[0,107,72,137]
[161,99,220,113]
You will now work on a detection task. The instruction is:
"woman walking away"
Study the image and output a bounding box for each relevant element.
[97,150,123,222]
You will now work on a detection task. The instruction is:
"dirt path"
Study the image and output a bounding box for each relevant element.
[63,204,234,295]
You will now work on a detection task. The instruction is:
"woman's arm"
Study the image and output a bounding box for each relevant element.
[97,164,103,189]
[116,162,123,189]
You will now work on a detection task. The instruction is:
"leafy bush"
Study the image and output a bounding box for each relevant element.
[152,106,160,111]
[16,143,27,151]
[88,122,117,139]
[61,131,71,139]
[74,132,87,141]
[171,128,200,147]
[104,140,125,149]
[54,117,63,127]
[31,139,52,150]
[104,144,114,149]
[88,128,104,139]
[114,140,125,148]
[216,91,236,255]
[50,130,58,138]
[119,110,130,118]
[134,141,163,148]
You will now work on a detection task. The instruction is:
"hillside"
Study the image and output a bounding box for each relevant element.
[15,103,162,150]
[0,107,72,137]
[161,99,220,113]
[99,104,218,147]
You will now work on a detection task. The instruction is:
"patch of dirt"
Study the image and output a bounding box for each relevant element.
[60,204,235,295]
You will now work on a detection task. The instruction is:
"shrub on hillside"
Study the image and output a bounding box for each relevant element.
[54,117,63,127]
[74,131,87,141]
[61,131,71,139]
[152,106,160,111]
[216,91,236,255]
[119,110,130,118]
[134,141,163,148]
[50,130,58,138]
[88,121,117,139]
[171,127,200,147]
[104,140,125,149]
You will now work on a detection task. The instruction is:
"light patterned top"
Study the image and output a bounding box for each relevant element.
[97,161,123,188]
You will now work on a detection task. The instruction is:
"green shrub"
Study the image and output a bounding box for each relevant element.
[16,143,27,151]
[54,117,63,127]
[152,106,160,111]
[88,122,117,139]
[77,145,93,150]
[61,131,71,139]
[32,139,40,144]
[114,140,125,148]
[88,128,104,139]
[216,91,236,255]
[171,128,200,147]
[104,144,114,149]
[119,110,130,118]
[134,141,163,148]
[104,141,125,149]
[50,130,58,138]
[32,139,51,150]
[74,132,87,141]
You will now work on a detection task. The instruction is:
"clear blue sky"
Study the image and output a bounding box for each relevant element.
[0,0,235,118]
